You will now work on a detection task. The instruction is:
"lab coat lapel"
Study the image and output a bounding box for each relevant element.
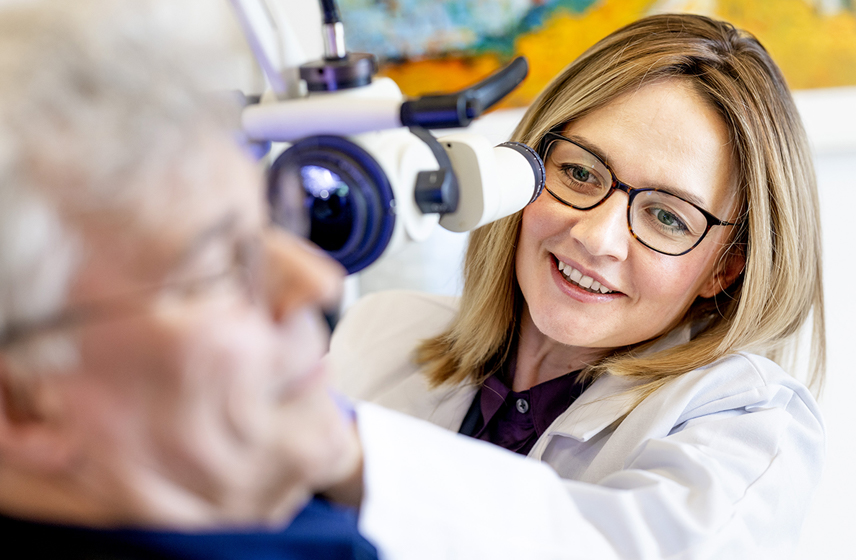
[535,374,638,446]
[426,382,479,431]
[373,370,478,432]
[530,324,694,455]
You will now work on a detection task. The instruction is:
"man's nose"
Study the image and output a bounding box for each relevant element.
[569,192,631,261]
[262,229,345,323]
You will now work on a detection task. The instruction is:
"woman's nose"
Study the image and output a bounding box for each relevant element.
[569,192,631,261]
[262,229,345,323]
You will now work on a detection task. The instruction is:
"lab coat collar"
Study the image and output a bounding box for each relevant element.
[379,371,477,432]
[414,321,694,446]
[425,381,479,431]
[534,322,694,446]
[539,373,639,443]
[424,372,634,443]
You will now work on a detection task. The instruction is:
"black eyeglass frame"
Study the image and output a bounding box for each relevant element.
[540,131,741,257]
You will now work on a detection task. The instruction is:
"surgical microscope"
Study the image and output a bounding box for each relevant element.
[230,0,545,276]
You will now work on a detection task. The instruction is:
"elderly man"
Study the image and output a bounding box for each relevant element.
[0,1,610,559]
[0,0,373,555]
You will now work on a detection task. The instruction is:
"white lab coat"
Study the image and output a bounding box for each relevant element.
[329,290,825,559]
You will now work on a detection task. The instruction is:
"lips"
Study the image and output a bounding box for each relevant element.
[554,257,619,295]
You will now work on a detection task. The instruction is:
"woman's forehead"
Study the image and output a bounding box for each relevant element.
[561,80,740,215]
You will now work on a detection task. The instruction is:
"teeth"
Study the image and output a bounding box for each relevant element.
[556,259,614,294]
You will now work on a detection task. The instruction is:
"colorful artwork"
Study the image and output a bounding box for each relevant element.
[340,0,856,106]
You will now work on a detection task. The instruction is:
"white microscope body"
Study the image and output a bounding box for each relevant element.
[230,0,544,274]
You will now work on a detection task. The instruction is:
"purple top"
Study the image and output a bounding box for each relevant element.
[465,370,589,456]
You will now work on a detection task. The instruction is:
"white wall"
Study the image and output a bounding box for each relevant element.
[791,86,856,560]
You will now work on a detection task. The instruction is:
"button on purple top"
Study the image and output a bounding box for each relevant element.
[469,370,589,456]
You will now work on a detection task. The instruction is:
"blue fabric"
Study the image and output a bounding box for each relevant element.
[0,497,378,560]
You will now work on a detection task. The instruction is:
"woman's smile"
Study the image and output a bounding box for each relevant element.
[553,255,620,295]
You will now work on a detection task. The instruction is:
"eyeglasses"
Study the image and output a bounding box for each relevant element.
[0,235,265,349]
[540,132,740,256]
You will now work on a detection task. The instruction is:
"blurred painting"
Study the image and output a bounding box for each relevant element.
[340,0,856,106]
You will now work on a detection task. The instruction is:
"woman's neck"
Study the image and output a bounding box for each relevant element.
[512,306,611,392]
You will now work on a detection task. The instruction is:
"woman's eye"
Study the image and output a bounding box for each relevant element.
[558,164,603,194]
[562,164,596,183]
[570,166,592,182]
[652,208,688,232]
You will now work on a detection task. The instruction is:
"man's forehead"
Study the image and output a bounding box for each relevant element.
[73,147,264,284]
[162,142,266,229]
[144,143,263,233]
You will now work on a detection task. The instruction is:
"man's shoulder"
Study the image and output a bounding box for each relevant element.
[0,511,159,559]
[0,499,378,560]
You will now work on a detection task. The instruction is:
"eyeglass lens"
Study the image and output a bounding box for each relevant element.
[545,139,711,255]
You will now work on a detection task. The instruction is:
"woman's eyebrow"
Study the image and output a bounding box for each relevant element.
[564,134,710,209]
[564,134,610,164]
[651,184,708,209]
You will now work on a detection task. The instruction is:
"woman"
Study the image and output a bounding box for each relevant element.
[329,13,824,558]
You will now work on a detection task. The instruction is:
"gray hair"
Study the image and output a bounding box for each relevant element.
[0,0,241,372]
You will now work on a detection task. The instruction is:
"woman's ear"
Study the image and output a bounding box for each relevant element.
[699,247,746,299]
[0,356,77,473]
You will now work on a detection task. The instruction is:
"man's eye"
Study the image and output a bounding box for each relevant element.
[170,268,236,299]
[232,235,266,299]
[165,241,241,297]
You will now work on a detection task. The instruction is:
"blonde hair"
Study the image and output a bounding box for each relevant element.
[417,13,825,400]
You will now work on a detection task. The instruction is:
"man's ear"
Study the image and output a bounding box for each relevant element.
[0,355,77,473]
[698,247,746,299]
